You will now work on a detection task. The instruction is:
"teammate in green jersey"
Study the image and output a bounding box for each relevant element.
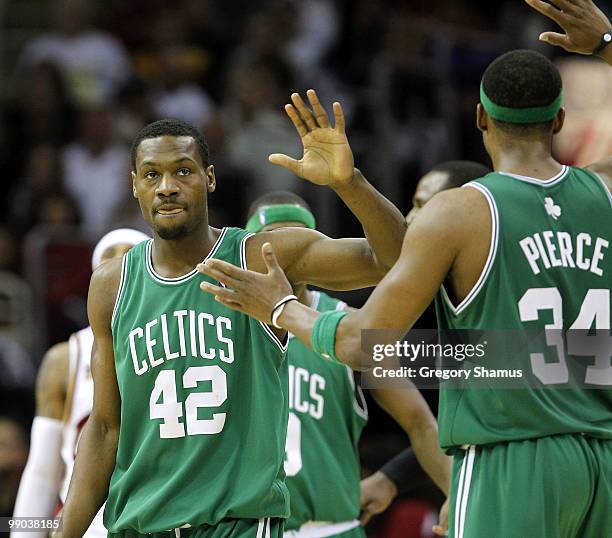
[57,90,408,538]
[199,41,612,538]
[246,191,456,538]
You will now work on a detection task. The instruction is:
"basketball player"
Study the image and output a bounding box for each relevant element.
[58,90,408,538]
[359,161,490,528]
[12,228,149,538]
[246,191,456,538]
[199,50,612,537]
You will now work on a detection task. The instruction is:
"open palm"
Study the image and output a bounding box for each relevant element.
[269,89,355,187]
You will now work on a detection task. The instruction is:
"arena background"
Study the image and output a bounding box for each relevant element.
[0,1,610,536]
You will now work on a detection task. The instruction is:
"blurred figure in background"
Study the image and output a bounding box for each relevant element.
[62,107,130,240]
[0,413,29,518]
[17,0,131,105]
[11,228,149,538]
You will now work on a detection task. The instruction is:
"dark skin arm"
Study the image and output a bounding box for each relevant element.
[243,90,406,288]
[198,187,490,368]
[587,156,612,193]
[36,342,69,420]
[58,258,123,538]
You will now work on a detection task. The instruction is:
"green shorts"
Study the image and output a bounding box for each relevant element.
[448,435,612,538]
[108,518,283,538]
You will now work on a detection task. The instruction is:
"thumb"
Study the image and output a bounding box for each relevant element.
[261,242,281,274]
[539,32,571,50]
[269,154,301,175]
[359,505,374,526]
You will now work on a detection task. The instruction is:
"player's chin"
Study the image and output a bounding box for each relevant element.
[154,221,190,240]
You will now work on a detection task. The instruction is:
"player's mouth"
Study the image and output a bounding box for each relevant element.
[156,204,185,215]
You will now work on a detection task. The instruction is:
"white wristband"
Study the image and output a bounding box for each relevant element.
[271,295,298,329]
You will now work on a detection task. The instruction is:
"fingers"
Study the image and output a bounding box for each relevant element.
[197,259,246,289]
[333,102,345,134]
[261,242,282,275]
[306,89,330,128]
[539,31,572,50]
[291,93,317,131]
[268,153,301,175]
[432,524,448,536]
[359,505,374,526]
[524,0,567,25]
[199,281,241,306]
[285,104,309,138]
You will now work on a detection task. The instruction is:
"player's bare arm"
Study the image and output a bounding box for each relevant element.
[525,0,612,64]
[59,258,123,538]
[369,387,451,497]
[36,342,69,421]
[199,187,490,368]
[242,90,406,287]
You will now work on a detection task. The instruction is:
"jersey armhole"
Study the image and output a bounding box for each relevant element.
[347,367,368,421]
[585,169,612,209]
[440,182,500,316]
[111,253,129,332]
[241,233,289,354]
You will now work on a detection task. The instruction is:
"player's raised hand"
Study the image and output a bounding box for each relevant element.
[359,471,398,525]
[525,0,611,59]
[269,89,355,188]
[197,243,293,324]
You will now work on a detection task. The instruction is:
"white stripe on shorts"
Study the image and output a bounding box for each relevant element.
[454,446,476,538]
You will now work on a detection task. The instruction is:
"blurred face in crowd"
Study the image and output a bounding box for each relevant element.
[405,170,451,225]
[132,136,216,240]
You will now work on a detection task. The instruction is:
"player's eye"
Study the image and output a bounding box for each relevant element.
[144,171,159,180]
[177,168,191,176]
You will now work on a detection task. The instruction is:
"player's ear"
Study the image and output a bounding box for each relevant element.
[552,108,565,134]
[206,165,216,193]
[476,103,488,132]
[131,171,138,198]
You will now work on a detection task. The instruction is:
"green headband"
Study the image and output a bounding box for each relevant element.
[480,83,563,124]
[246,204,316,233]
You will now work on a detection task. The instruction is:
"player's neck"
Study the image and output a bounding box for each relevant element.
[490,138,562,180]
[151,223,221,279]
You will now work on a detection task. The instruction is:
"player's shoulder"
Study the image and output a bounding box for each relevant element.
[419,186,490,228]
[88,255,125,328]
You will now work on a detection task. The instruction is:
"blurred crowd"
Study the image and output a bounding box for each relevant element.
[0,0,610,533]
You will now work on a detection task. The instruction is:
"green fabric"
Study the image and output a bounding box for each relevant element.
[106,228,289,533]
[480,83,563,123]
[447,436,612,537]
[107,517,284,538]
[435,166,612,450]
[284,292,367,530]
[246,204,316,232]
[311,310,348,363]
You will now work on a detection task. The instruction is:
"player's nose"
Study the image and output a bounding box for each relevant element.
[156,172,179,197]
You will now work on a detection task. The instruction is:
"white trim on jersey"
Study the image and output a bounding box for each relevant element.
[111,253,129,328]
[454,446,476,538]
[145,229,228,285]
[284,520,361,538]
[497,164,569,187]
[240,233,289,353]
[441,183,499,316]
[346,367,368,421]
[590,171,612,209]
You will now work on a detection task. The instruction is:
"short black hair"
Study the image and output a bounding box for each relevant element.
[429,160,491,188]
[131,119,210,170]
[247,191,311,220]
[481,50,562,132]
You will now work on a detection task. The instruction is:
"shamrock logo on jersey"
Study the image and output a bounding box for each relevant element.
[544,197,561,220]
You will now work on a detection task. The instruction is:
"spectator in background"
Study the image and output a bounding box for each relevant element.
[17,0,131,105]
[10,62,75,155]
[0,413,29,517]
[132,9,215,126]
[223,59,302,197]
[62,106,129,239]
[114,78,156,145]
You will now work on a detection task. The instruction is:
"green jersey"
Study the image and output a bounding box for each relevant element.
[284,292,367,530]
[106,228,289,533]
[435,166,612,451]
